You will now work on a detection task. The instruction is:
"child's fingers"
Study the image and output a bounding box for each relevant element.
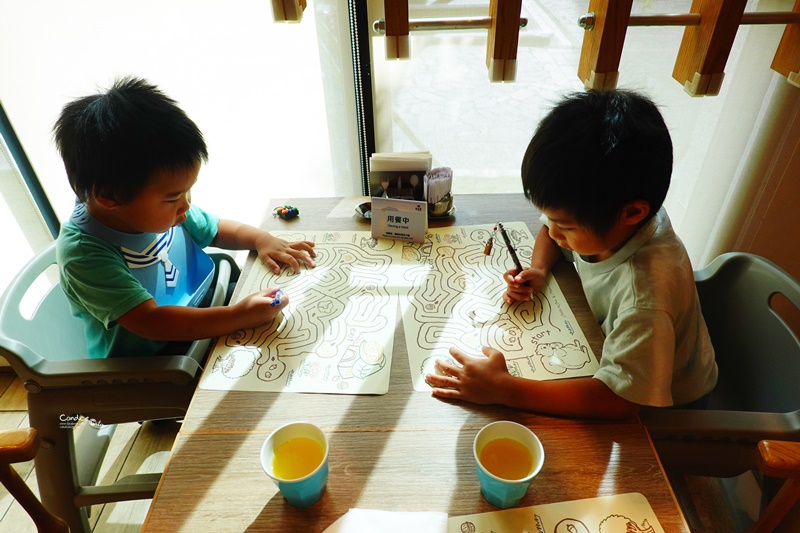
[260,244,316,273]
[504,270,532,291]
[511,269,536,286]
[482,346,501,357]
[261,256,281,275]
[448,346,474,366]
[282,253,302,274]
[424,372,452,388]
[291,240,317,258]
[430,386,461,399]
[434,357,460,377]
[264,250,301,274]
[289,247,316,267]
[504,289,531,303]
[503,269,519,283]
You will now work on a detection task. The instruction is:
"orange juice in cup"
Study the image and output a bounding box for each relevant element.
[261,422,329,507]
[272,436,325,480]
[478,437,534,480]
[473,421,545,508]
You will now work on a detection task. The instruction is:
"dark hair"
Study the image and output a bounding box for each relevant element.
[53,77,208,204]
[522,89,673,236]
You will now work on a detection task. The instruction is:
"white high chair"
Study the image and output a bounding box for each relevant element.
[0,240,231,533]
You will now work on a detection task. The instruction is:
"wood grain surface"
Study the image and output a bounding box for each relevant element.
[143,195,689,532]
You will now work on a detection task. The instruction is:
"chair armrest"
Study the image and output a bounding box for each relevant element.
[21,354,202,390]
[209,258,231,308]
[2,340,199,388]
[751,441,800,533]
[640,407,800,443]
[0,255,232,391]
[0,428,38,463]
[758,440,800,478]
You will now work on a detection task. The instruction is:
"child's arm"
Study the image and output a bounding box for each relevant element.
[116,287,287,341]
[426,346,639,420]
[503,225,562,304]
[212,219,316,274]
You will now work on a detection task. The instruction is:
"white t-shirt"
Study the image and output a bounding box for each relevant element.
[545,208,718,406]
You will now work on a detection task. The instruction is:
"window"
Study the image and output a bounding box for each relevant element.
[0,0,362,294]
[0,132,49,367]
[364,0,793,265]
[0,0,359,230]
[1,0,794,287]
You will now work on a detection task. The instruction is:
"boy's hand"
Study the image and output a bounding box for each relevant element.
[426,346,513,405]
[255,234,316,274]
[503,266,547,304]
[232,287,288,329]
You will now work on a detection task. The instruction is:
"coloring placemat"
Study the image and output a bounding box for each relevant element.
[401,222,598,391]
[449,492,664,533]
[199,223,598,394]
[200,230,403,394]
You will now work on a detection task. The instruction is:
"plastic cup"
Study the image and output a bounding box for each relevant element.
[260,422,329,507]
[473,420,545,509]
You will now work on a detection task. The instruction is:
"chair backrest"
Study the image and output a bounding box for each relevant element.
[0,241,88,369]
[697,253,800,414]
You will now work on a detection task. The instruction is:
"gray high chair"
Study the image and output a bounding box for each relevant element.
[640,252,800,532]
[0,240,232,533]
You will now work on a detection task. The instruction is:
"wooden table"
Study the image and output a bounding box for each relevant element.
[142,194,689,532]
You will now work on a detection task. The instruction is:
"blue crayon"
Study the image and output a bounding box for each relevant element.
[271,289,284,308]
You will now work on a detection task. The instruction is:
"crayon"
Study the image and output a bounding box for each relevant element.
[271,289,284,308]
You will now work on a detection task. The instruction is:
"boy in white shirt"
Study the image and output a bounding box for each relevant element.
[426,90,718,420]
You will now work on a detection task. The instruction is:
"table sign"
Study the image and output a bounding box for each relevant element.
[371,197,427,243]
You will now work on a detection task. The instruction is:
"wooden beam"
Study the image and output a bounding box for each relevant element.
[578,0,633,91]
[752,440,800,533]
[384,0,410,59]
[271,0,306,23]
[673,0,747,97]
[487,0,524,82]
[772,0,800,87]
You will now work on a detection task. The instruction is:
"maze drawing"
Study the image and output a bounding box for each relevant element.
[199,231,403,394]
[199,223,598,395]
[401,222,598,392]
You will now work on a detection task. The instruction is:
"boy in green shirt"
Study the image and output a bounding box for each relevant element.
[55,77,315,358]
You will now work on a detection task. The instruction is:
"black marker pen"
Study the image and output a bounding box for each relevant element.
[497,222,530,287]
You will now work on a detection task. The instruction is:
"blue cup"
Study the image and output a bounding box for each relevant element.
[260,422,329,507]
[473,421,545,509]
